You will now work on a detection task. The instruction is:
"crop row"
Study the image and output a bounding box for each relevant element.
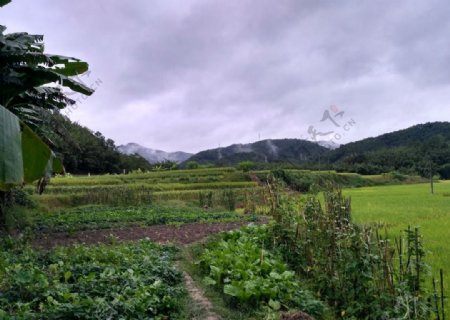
[36,181,257,195]
[0,240,186,319]
[50,167,238,186]
[196,224,325,318]
[33,186,266,209]
[31,205,258,232]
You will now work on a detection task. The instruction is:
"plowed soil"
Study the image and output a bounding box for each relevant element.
[33,221,255,249]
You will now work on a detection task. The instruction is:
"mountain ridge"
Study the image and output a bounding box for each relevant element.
[118,122,450,170]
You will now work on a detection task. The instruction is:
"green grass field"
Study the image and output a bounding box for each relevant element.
[345,181,450,314]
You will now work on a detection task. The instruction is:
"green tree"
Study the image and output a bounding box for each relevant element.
[417,136,448,194]
[186,160,199,169]
[238,161,254,172]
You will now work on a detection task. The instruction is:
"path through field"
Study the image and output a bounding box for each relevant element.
[180,266,221,320]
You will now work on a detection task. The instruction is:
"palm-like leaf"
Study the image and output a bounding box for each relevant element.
[0,4,94,190]
[0,26,94,112]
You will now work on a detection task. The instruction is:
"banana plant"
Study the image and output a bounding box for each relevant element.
[0,0,94,191]
[0,104,64,191]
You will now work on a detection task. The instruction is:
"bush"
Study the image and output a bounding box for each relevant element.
[238,161,255,173]
[186,161,199,169]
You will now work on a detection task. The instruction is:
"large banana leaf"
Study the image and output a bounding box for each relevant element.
[1,104,65,190]
[21,123,52,183]
[0,104,24,191]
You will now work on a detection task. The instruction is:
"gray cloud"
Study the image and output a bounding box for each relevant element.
[1,0,450,152]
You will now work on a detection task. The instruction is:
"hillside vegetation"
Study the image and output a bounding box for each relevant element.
[183,122,450,178]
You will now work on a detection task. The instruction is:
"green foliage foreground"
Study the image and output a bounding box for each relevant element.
[0,240,186,319]
[265,185,444,319]
[196,181,446,319]
[197,225,325,318]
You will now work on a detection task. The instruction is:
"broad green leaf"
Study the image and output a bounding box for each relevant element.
[223,284,243,298]
[64,271,72,282]
[268,299,281,311]
[52,61,89,77]
[203,276,216,286]
[269,271,282,280]
[21,123,51,183]
[52,156,65,174]
[0,104,23,191]
[61,76,94,95]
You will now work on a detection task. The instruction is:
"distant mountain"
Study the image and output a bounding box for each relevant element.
[184,139,328,165]
[118,143,192,164]
[119,122,450,176]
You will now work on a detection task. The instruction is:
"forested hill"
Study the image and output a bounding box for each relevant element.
[184,139,328,165]
[43,112,152,174]
[182,122,450,177]
[329,122,450,175]
[329,122,450,161]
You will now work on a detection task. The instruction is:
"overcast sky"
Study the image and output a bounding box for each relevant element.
[2,0,450,153]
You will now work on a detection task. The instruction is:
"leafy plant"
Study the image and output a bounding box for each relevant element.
[238,161,255,173]
[31,205,256,233]
[186,161,199,169]
[265,182,437,319]
[197,225,325,318]
[0,239,186,319]
[0,1,93,224]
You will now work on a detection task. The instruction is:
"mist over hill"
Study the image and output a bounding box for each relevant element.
[118,143,192,164]
[183,139,329,165]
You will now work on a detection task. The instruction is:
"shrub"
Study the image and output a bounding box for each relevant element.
[238,161,255,173]
[186,161,199,169]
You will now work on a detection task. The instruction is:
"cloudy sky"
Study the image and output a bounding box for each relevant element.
[2,0,450,153]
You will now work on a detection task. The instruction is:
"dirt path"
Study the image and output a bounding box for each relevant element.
[180,266,221,320]
[33,221,259,249]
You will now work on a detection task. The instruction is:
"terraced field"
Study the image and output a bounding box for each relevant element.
[1,168,270,319]
[2,168,447,319]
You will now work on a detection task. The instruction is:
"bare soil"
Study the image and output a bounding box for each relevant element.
[33,221,255,249]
